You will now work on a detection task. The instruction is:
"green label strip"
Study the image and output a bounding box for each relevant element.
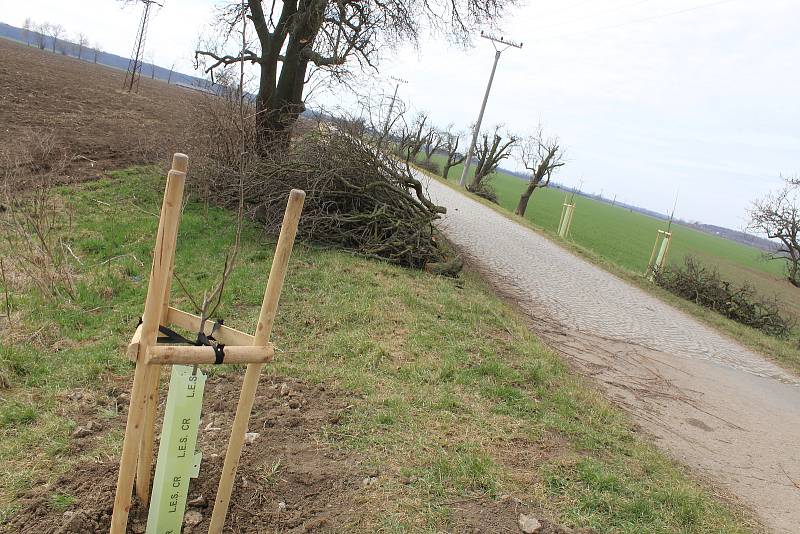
[146,365,205,534]
[655,236,669,268]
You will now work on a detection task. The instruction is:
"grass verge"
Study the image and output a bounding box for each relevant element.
[0,167,757,532]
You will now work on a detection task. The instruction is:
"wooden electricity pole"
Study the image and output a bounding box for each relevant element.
[459,31,522,187]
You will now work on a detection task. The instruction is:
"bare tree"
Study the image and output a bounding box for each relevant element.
[514,126,565,217]
[469,127,515,191]
[422,127,443,163]
[194,0,512,155]
[357,90,408,152]
[22,18,33,46]
[92,41,103,63]
[35,23,49,50]
[399,113,429,162]
[441,128,467,179]
[76,33,89,59]
[748,179,800,287]
[49,24,65,53]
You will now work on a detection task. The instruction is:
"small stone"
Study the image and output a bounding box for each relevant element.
[280,383,290,396]
[278,501,287,511]
[361,476,377,487]
[288,398,301,409]
[204,419,222,431]
[245,432,260,445]
[184,510,203,526]
[518,514,542,533]
[72,426,93,438]
[188,495,208,508]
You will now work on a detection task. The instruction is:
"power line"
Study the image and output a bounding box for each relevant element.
[536,0,657,32]
[535,0,740,41]
[536,0,597,20]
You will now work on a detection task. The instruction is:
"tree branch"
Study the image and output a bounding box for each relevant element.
[195,49,263,73]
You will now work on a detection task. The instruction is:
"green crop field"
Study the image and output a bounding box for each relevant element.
[425,153,800,322]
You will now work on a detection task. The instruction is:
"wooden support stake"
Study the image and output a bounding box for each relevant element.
[558,203,575,238]
[147,344,274,365]
[111,166,186,534]
[127,324,143,362]
[646,230,673,279]
[208,189,306,534]
[136,153,189,505]
[166,306,255,347]
[127,307,257,363]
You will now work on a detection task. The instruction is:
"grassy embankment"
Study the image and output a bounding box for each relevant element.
[0,168,757,532]
[425,154,800,373]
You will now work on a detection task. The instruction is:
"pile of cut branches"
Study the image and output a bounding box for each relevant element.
[203,125,461,275]
[655,256,793,337]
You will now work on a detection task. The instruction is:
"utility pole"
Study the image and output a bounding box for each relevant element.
[383,76,407,140]
[123,0,163,93]
[459,31,522,187]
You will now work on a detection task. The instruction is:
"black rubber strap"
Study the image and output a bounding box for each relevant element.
[158,324,195,345]
[214,344,226,364]
[196,320,226,364]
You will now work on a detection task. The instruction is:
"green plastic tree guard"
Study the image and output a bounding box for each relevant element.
[146,365,206,533]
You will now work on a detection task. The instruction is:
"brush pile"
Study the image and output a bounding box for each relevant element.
[202,124,461,275]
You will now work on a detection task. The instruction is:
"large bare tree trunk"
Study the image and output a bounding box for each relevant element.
[515,187,535,216]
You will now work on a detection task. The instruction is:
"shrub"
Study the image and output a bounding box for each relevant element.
[468,182,499,204]
[655,256,793,337]
[416,159,440,175]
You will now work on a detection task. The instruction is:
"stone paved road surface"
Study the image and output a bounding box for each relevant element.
[423,174,800,533]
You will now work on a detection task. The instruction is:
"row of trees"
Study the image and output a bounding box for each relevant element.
[389,108,800,291]
[392,112,564,217]
[20,18,103,63]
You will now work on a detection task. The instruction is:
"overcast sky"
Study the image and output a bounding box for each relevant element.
[3,0,798,229]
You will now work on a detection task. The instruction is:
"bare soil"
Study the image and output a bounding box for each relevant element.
[3,375,364,533]
[0,38,203,178]
[4,371,584,533]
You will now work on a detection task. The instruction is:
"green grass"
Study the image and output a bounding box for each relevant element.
[0,168,756,532]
